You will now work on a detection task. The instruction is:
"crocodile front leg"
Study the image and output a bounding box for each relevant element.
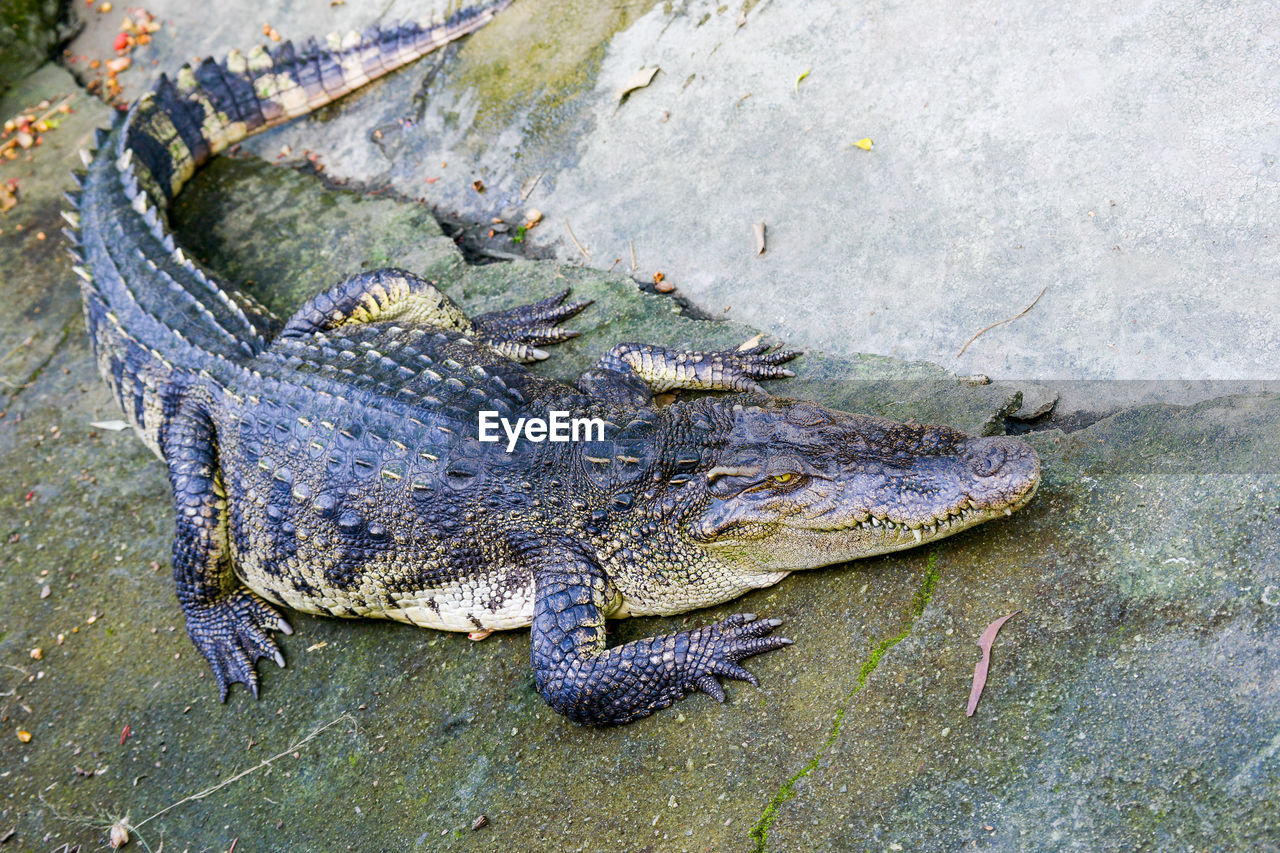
[577,341,802,406]
[164,397,291,700]
[524,539,792,725]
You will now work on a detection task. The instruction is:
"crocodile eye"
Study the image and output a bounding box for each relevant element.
[770,473,795,484]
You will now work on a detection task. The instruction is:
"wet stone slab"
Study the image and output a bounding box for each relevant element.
[1,54,1278,853]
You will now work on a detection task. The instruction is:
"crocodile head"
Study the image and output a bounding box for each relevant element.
[682,398,1040,572]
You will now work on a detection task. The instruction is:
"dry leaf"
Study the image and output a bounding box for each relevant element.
[851,137,873,151]
[794,68,810,93]
[966,610,1020,717]
[617,66,660,103]
[0,184,16,213]
[736,334,765,352]
[519,173,542,200]
[752,222,766,255]
[90,419,130,431]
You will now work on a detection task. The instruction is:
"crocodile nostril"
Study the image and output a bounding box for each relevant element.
[971,444,1006,478]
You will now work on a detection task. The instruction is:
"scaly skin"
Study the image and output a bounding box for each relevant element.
[66,3,1041,724]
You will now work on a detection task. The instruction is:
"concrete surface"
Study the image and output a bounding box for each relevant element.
[0,1,1277,850]
[62,0,1280,395]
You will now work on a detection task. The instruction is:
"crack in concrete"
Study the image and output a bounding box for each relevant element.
[749,551,941,852]
[0,314,78,409]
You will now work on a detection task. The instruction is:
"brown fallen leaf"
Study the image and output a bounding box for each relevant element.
[752,222,766,255]
[966,610,1019,716]
[0,184,16,213]
[617,66,659,104]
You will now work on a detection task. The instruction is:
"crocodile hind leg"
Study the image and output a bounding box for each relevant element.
[277,268,588,362]
[165,397,291,700]
[576,341,802,406]
[471,288,593,362]
[523,538,792,725]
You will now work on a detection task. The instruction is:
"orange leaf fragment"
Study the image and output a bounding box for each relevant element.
[966,610,1019,717]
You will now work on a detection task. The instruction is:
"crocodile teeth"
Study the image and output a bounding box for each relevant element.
[79,148,93,167]
[912,528,922,543]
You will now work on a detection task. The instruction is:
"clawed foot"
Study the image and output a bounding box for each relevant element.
[712,343,802,393]
[684,613,792,702]
[183,589,292,701]
[473,289,593,362]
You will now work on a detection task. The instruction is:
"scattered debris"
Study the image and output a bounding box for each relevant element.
[617,66,660,104]
[653,271,673,293]
[956,286,1048,357]
[628,239,637,271]
[472,815,490,831]
[564,219,591,261]
[794,68,810,93]
[100,715,355,849]
[958,374,991,386]
[524,208,543,230]
[16,729,31,743]
[850,137,873,151]
[471,179,485,193]
[305,641,328,652]
[736,334,765,352]
[752,222,766,255]
[120,723,132,745]
[90,419,130,431]
[966,610,1020,717]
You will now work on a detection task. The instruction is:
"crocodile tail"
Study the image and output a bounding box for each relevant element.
[67,2,509,456]
[122,4,509,206]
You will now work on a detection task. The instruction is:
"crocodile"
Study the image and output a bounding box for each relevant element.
[63,1,1041,725]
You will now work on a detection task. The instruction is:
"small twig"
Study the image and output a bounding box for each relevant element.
[956,286,1048,358]
[563,218,591,261]
[129,714,355,833]
[628,239,637,271]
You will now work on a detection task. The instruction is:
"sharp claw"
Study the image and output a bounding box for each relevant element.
[278,617,293,635]
[530,348,550,360]
[741,613,757,623]
[274,650,286,668]
[249,680,260,700]
[767,618,783,627]
[696,675,726,702]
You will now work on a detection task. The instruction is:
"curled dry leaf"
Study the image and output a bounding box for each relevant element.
[752,222,766,255]
[617,66,660,104]
[966,610,1020,717]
